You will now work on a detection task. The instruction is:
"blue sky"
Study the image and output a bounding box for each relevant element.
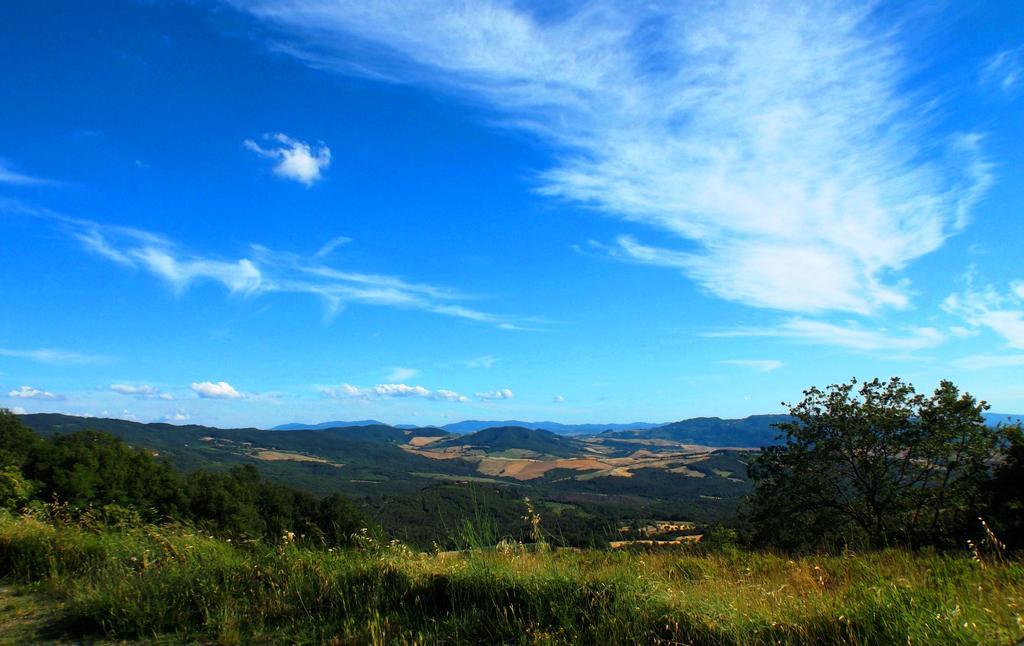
[1,1,1022,428]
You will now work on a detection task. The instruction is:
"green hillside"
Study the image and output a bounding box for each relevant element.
[15,414,756,539]
[431,426,587,457]
[17,414,476,497]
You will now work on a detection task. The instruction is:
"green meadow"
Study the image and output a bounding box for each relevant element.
[1,511,1021,645]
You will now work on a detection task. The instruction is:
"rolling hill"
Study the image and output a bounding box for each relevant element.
[607,415,792,447]
[16,413,468,496]
[14,413,756,532]
[439,420,660,435]
[428,426,587,457]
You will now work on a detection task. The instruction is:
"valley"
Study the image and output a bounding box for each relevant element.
[16,413,770,548]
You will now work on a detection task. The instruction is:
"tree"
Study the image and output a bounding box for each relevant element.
[747,378,1000,550]
[984,423,1024,549]
[0,408,41,468]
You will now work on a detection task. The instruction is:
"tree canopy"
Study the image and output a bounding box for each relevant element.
[0,409,367,546]
[747,378,1004,550]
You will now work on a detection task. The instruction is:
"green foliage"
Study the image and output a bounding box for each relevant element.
[985,422,1024,549]
[430,426,586,457]
[748,378,1001,550]
[2,414,366,547]
[26,430,187,515]
[184,466,367,545]
[0,465,35,510]
[0,408,41,467]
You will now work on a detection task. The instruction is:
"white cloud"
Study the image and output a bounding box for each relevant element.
[553,394,565,403]
[707,318,945,354]
[433,389,470,402]
[373,383,430,398]
[230,1,991,315]
[462,355,497,368]
[0,347,107,365]
[131,247,263,295]
[942,280,1024,350]
[10,407,28,415]
[321,382,469,401]
[0,160,50,186]
[476,388,514,401]
[320,383,367,399]
[191,381,243,399]
[23,210,529,329]
[980,48,1022,94]
[385,366,419,382]
[719,359,784,373]
[8,385,58,400]
[244,133,331,186]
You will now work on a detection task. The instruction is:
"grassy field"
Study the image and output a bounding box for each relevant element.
[0,512,1022,645]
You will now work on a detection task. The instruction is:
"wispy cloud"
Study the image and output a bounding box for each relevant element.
[244,133,331,186]
[228,1,991,315]
[110,383,174,400]
[4,205,531,329]
[942,279,1024,350]
[719,359,784,373]
[707,318,946,354]
[462,355,498,368]
[980,47,1022,94]
[385,366,419,382]
[191,381,244,399]
[7,385,60,400]
[0,347,108,365]
[0,159,51,186]
[313,235,351,259]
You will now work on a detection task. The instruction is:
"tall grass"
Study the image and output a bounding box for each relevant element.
[0,511,1022,644]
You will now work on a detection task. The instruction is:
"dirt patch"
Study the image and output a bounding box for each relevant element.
[253,450,340,466]
[478,458,612,481]
[403,447,464,460]
[406,436,446,447]
[667,465,706,478]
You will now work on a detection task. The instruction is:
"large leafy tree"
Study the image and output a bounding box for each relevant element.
[985,423,1024,549]
[747,378,999,550]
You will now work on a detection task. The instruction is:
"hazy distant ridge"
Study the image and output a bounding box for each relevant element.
[273,419,660,435]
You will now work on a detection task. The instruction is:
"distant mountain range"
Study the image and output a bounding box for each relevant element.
[272,420,420,431]
[273,412,1023,437]
[272,419,662,435]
